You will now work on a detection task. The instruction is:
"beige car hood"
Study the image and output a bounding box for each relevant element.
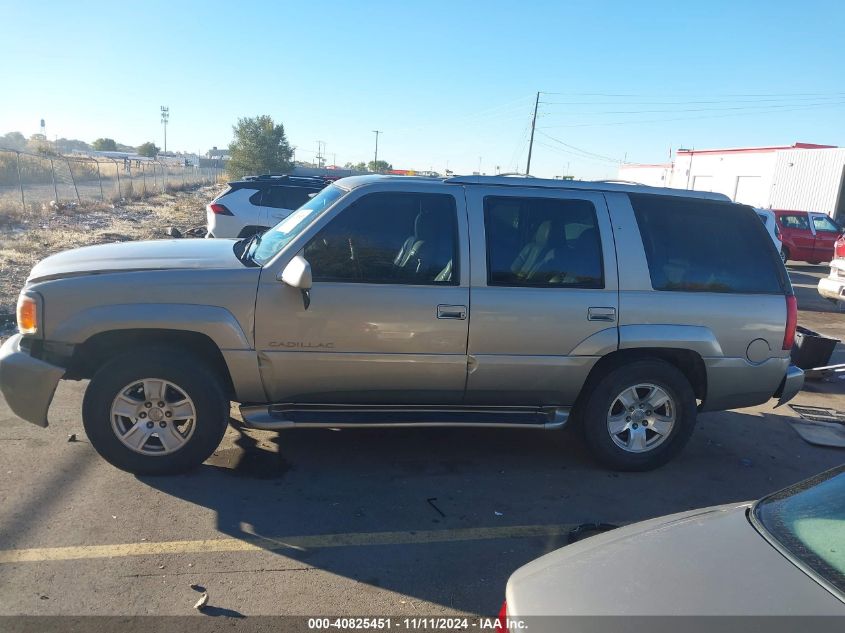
[27,238,243,283]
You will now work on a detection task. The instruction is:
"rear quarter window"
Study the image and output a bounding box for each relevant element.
[630,193,785,294]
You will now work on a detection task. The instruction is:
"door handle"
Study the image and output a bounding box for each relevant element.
[588,307,616,322]
[437,304,467,320]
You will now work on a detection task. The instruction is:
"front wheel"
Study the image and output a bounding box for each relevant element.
[82,349,230,475]
[580,360,697,471]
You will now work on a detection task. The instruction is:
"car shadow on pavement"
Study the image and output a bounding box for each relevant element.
[139,410,844,615]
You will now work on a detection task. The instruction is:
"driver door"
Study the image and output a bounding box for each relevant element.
[810,213,841,262]
[254,188,470,404]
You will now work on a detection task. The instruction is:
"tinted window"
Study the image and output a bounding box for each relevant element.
[813,215,840,232]
[630,194,784,294]
[305,192,458,285]
[484,196,603,288]
[780,214,810,230]
[264,186,319,210]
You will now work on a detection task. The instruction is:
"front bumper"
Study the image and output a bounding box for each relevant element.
[0,334,65,427]
[774,364,804,407]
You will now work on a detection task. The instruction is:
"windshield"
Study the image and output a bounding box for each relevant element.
[752,466,845,595]
[251,184,347,265]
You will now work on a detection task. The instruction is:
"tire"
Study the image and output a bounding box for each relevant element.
[82,348,229,475]
[580,360,697,471]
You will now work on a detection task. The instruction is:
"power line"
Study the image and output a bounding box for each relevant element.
[536,133,626,165]
[538,91,845,98]
[539,94,845,107]
[537,100,845,129]
[534,141,621,168]
[536,100,845,117]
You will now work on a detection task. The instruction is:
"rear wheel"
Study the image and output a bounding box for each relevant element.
[82,349,229,475]
[580,360,697,471]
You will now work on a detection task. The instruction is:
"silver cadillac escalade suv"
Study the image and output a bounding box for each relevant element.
[0,175,803,474]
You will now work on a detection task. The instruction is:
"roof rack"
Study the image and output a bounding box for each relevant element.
[241,174,331,183]
[443,174,730,202]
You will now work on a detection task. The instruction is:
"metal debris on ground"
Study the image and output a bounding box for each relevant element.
[426,497,446,518]
[789,404,845,423]
[67,433,77,442]
[787,404,845,448]
[193,593,209,610]
[802,363,845,381]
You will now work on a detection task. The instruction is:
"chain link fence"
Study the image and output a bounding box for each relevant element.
[0,148,224,212]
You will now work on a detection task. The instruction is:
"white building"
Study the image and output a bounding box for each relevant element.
[619,143,845,221]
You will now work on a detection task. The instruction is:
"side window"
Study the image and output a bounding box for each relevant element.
[780,214,810,230]
[286,187,319,210]
[813,215,840,233]
[304,192,458,285]
[484,196,603,288]
[263,186,292,209]
[630,194,784,294]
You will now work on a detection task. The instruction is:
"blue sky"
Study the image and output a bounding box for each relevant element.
[2,0,844,178]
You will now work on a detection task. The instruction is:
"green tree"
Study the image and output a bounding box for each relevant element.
[367,160,392,173]
[345,161,368,172]
[226,115,293,178]
[92,138,118,151]
[0,131,26,150]
[137,142,160,158]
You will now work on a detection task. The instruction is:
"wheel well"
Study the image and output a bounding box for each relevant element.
[66,329,235,397]
[577,348,707,407]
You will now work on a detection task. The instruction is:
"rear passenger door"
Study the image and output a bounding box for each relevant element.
[464,187,618,406]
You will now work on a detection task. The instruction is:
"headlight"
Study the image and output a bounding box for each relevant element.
[16,294,38,335]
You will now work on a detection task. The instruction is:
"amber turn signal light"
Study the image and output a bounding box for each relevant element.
[16,295,38,335]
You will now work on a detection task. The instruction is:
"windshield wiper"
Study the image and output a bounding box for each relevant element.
[235,232,262,265]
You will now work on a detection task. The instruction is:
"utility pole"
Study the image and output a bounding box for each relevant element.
[316,141,326,168]
[160,106,169,154]
[525,91,540,175]
[372,130,382,170]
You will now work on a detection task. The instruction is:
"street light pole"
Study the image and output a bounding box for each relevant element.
[372,130,382,170]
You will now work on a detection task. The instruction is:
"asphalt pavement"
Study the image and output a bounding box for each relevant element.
[0,263,843,619]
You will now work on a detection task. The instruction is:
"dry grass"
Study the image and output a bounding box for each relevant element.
[0,184,224,317]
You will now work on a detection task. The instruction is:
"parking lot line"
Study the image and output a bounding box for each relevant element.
[0,524,588,564]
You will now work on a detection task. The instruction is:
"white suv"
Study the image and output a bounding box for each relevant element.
[206,175,328,238]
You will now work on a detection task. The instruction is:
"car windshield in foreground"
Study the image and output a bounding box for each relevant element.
[752,465,845,596]
[251,184,347,265]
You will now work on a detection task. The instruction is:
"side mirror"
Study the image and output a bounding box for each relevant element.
[280,255,313,309]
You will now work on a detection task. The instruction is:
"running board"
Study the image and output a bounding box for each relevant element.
[239,404,570,431]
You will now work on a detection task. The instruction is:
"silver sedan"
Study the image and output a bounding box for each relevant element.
[504,466,844,620]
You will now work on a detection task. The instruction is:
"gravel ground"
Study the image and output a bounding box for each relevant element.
[0,184,222,324]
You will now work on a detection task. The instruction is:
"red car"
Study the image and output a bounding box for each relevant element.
[773,209,843,264]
